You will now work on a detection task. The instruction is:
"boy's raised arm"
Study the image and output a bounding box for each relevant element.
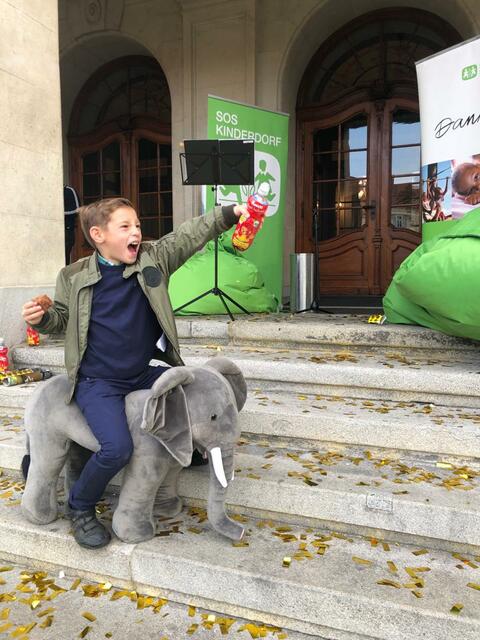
[150,205,242,276]
[22,269,70,335]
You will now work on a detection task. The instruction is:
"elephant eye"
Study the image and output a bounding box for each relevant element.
[211,414,217,421]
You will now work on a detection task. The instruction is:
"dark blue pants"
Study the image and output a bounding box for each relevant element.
[69,365,169,511]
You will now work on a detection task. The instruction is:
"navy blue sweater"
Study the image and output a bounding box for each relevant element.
[79,262,161,380]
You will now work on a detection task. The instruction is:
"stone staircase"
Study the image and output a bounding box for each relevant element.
[1,314,480,639]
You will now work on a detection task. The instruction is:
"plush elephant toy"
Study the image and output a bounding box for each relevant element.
[21,356,247,543]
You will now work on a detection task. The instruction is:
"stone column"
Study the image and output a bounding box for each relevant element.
[0,0,64,347]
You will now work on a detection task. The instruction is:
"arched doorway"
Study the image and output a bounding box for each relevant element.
[296,9,460,298]
[68,55,172,261]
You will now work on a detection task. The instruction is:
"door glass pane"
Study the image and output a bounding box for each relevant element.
[103,142,120,172]
[161,217,173,236]
[160,192,173,215]
[83,173,100,198]
[392,147,420,175]
[83,151,99,173]
[141,218,159,239]
[313,181,336,211]
[391,177,421,231]
[160,166,172,191]
[341,151,367,179]
[138,139,157,169]
[159,144,171,166]
[313,126,338,153]
[139,193,159,216]
[311,113,368,241]
[392,109,420,146]
[139,169,158,193]
[390,108,421,230]
[341,115,368,150]
[102,172,121,197]
[313,155,337,181]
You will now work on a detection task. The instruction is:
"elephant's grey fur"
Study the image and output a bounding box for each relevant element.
[21,356,247,543]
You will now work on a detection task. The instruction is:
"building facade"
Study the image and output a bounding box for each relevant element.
[1,0,479,343]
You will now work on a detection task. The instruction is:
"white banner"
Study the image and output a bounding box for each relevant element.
[416,36,480,228]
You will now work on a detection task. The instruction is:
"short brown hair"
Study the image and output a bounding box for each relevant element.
[78,197,134,248]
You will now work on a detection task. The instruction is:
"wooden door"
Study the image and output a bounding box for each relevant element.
[69,129,172,261]
[298,99,421,295]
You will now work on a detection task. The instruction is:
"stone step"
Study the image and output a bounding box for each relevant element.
[174,314,479,354]
[10,341,480,408]
[0,472,479,640]
[2,416,480,552]
[0,558,315,640]
[3,385,480,460]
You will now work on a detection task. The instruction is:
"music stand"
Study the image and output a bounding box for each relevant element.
[176,139,254,320]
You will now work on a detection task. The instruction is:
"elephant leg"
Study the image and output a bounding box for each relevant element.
[155,464,183,518]
[21,433,70,525]
[112,437,170,543]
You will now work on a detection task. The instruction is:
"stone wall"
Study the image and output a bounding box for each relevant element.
[0,0,64,346]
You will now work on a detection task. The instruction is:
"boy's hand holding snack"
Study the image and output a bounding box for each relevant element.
[22,295,53,326]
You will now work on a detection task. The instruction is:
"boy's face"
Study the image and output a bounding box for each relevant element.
[91,207,142,264]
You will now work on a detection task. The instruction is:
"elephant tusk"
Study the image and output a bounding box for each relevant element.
[210,447,228,488]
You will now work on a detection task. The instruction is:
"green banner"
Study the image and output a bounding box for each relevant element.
[206,95,289,304]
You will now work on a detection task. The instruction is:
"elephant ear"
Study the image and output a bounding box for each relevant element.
[204,356,247,412]
[141,367,195,467]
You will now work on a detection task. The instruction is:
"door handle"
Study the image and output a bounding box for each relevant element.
[362,201,376,219]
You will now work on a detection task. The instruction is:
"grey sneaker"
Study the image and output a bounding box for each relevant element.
[71,508,111,549]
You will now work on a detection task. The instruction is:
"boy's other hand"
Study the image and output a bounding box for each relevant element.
[22,301,45,325]
[233,204,248,218]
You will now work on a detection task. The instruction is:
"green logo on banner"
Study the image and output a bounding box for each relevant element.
[462,64,477,80]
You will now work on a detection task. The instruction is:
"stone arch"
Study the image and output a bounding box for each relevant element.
[274,0,475,291]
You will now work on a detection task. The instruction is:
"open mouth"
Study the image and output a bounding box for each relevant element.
[127,242,139,256]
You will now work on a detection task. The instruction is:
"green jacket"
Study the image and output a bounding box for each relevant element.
[34,206,237,402]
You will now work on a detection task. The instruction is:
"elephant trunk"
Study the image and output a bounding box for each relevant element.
[207,446,244,541]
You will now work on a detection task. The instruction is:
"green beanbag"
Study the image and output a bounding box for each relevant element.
[169,239,278,315]
[383,207,480,340]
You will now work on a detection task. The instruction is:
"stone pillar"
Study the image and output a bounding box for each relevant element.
[0,0,64,347]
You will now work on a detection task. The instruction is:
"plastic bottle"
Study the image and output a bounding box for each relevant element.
[232,183,270,251]
[0,338,9,373]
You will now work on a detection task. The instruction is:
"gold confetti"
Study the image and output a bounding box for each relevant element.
[0,567,13,573]
[381,543,390,552]
[79,625,92,637]
[0,623,13,633]
[412,549,428,556]
[188,605,196,617]
[82,612,96,622]
[282,557,291,568]
[467,582,480,591]
[451,603,464,614]
[387,561,398,574]
[352,556,372,566]
[436,462,453,469]
[377,579,402,589]
[0,608,9,620]
[206,614,216,623]
[232,541,249,547]
[39,615,53,628]
[411,590,423,599]
[187,623,199,634]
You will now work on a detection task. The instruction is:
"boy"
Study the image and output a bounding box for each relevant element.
[22,197,244,549]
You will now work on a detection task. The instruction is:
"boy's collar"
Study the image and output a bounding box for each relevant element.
[97,252,122,267]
